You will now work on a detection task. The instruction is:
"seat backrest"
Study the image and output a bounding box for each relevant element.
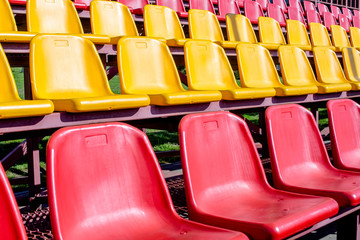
[350,26,360,48]
[179,111,270,211]
[117,0,149,11]
[309,22,333,47]
[144,5,185,40]
[342,7,353,21]
[156,0,186,12]
[341,47,360,82]
[339,14,351,32]
[265,104,332,187]
[27,0,84,33]
[354,9,360,17]
[273,0,287,13]
[256,0,269,11]
[30,35,113,100]
[288,7,306,25]
[117,37,184,94]
[236,43,282,88]
[289,0,304,13]
[0,0,18,32]
[306,9,321,24]
[244,0,264,23]
[73,0,92,9]
[330,5,341,19]
[218,0,240,18]
[317,3,329,17]
[286,20,311,48]
[331,25,351,49]
[237,0,244,8]
[226,14,258,43]
[303,1,315,12]
[47,122,177,239]
[90,1,138,37]
[267,4,286,26]
[188,9,224,42]
[278,46,318,86]
[258,17,286,45]
[323,12,337,31]
[184,40,239,91]
[353,14,360,28]
[313,47,349,84]
[189,0,215,13]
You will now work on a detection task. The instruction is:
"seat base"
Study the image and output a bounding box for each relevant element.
[0,99,54,119]
[221,87,276,100]
[275,85,319,96]
[149,91,222,106]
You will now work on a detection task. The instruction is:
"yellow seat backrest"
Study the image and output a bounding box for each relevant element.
[0,0,17,32]
[309,22,333,47]
[226,14,257,43]
[258,17,286,45]
[27,0,84,33]
[236,43,282,88]
[350,27,360,49]
[331,25,351,49]
[342,47,360,82]
[144,5,185,40]
[91,1,138,37]
[184,40,239,90]
[286,20,311,48]
[188,9,224,42]
[117,37,185,94]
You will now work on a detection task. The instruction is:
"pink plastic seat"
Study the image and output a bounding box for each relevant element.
[8,0,26,5]
[354,14,360,28]
[306,9,321,24]
[0,163,27,240]
[273,0,287,13]
[303,1,315,12]
[342,7,353,22]
[244,0,264,24]
[330,5,341,20]
[116,0,149,14]
[288,7,306,26]
[73,0,91,10]
[339,13,351,32]
[237,0,244,8]
[266,104,360,207]
[317,3,329,17]
[218,0,241,21]
[47,122,248,240]
[179,111,339,240]
[256,0,269,11]
[189,0,215,13]
[323,12,337,31]
[328,99,360,172]
[156,0,188,18]
[267,4,286,27]
[289,0,304,15]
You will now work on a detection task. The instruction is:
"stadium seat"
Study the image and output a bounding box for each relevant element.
[8,0,26,5]
[258,17,286,50]
[317,3,329,17]
[184,40,276,99]
[350,27,360,49]
[353,14,360,28]
[279,46,349,94]
[288,7,307,26]
[116,0,149,14]
[47,122,248,240]
[226,14,258,43]
[189,9,238,48]
[179,111,339,240]
[256,0,269,11]
[286,20,312,50]
[355,9,360,17]
[189,0,215,14]
[331,5,341,20]
[266,104,360,207]
[339,14,351,32]
[330,25,351,51]
[27,0,110,44]
[327,99,360,172]
[0,0,36,43]
[30,35,150,112]
[341,47,360,86]
[237,44,317,96]
[323,12,337,31]
[303,1,315,12]
[237,0,244,8]
[273,0,287,13]
[309,23,336,51]
[117,37,222,105]
[217,0,241,21]
[313,47,353,91]
[0,44,54,119]
[0,162,27,240]
[306,10,322,24]
[267,4,286,27]
[342,7,353,22]
[156,0,188,18]
[244,0,264,24]
[90,1,138,44]
[73,0,92,10]
[289,0,304,15]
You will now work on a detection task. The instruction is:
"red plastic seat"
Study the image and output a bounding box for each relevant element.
[0,163,27,240]
[47,122,248,240]
[354,9,360,17]
[317,3,329,17]
[256,0,269,11]
[179,111,339,240]
[237,0,244,8]
[189,0,215,13]
[8,0,26,5]
[267,4,286,27]
[273,0,287,13]
[339,13,351,32]
[353,14,360,28]
[330,5,341,20]
[116,0,149,14]
[266,104,360,207]
[289,0,304,15]
[306,9,321,24]
[303,0,315,12]
[288,7,306,26]
[156,0,188,18]
[342,7,353,22]
[323,12,337,31]
[244,0,264,24]
[218,0,241,21]
[73,0,91,10]
[328,99,360,172]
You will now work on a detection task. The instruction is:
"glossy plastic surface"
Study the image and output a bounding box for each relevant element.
[47,122,248,240]
[8,0,27,5]
[342,47,360,87]
[0,163,27,240]
[258,17,286,50]
[185,40,275,99]
[350,27,360,48]
[116,0,149,14]
[156,0,188,18]
[189,0,215,13]
[90,1,138,44]
[355,10,360,17]
[256,0,269,11]
[288,7,306,26]
[289,0,304,14]
[309,23,336,51]
[273,0,287,13]
[331,5,341,19]
[30,35,149,112]
[218,0,240,21]
[286,20,312,50]
[323,12,337,31]
[179,111,339,240]
[342,7,353,21]
[266,104,360,207]
[306,9,321,24]
[73,0,92,10]
[328,99,360,172]
[226,14,258,43]
[117,37,221,105]
[339,14,351,32]
[244,0,264,24]
[354,15,360,28]
[331,25,350,51]
[267,4,286,27]
[303,1,315,12]
[317,3,329,17]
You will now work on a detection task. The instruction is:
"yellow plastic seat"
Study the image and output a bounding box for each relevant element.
[331,25,351,51]
[237,44,315,96]
[184,40,275,100]
[117,37,222,106]
[226,14,258,44]
[286,19,312,51]
[342,47,360,83]
[188,9,239,49]
[349,27,360,50]
[0,0,36,43]
[309,22,337,52]
[27,0,110,44]
[0,44,53,119]
[258,16,286,50]
[90,1,138,44]
[313,47,353,91]
[30,34,150,112]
